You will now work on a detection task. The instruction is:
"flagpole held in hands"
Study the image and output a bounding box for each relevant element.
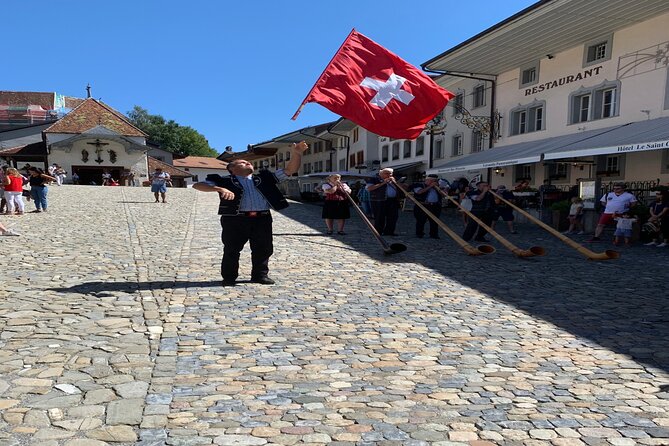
[291,29,357,120]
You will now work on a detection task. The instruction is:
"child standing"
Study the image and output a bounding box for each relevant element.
[613,211,637,247]
[564,197,585,235]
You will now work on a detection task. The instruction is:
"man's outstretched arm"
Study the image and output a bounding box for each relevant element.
[284,141,309,176]
[193,182,235,200]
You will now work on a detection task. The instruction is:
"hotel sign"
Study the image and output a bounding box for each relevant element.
[545,139,669,160]
[524,65,603,96]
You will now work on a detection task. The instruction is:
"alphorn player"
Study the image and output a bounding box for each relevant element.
[193,141,309,286]
[411,174,447,239]
[462,180,496,243]
[366,168,407,236]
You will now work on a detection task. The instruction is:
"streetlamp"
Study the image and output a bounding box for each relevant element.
[427,110,447,169]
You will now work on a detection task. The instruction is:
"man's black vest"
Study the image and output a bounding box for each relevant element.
[368,176,398,201]
[411,182,430,202]
[205,170,288,216]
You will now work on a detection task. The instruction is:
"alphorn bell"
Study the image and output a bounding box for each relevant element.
[392,181,495,256]
[437,188,545,258]
[489,190,620,260]
[339,185,407,256]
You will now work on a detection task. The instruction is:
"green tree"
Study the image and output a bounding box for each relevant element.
[127,106,217,157]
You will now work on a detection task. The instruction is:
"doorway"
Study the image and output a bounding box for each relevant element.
[72,165,124,186]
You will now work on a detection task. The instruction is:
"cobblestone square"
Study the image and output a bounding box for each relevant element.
[0,186,667,445]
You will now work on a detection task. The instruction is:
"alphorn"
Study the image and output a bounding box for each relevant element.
[437,188,545,258]
[490,191,620,260]
[393,181,495,256]
[339,185,407,256]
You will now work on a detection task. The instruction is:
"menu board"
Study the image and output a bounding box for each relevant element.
[579,180,597,209]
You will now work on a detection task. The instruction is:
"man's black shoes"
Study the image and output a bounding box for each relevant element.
[251,277,275,285]
[221,279,236,287]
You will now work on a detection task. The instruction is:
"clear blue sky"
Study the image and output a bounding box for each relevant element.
[4,1,536,154]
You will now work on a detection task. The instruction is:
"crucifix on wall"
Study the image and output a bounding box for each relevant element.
[86,139,109,164]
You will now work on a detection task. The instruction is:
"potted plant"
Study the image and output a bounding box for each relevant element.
[550,199,571,230]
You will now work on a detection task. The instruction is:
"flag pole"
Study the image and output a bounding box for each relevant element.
[291,28,357,120]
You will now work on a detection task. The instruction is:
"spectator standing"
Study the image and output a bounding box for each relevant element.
[0,166,7,214]
[54,164,66,186]
[150,168,171,203]
[563,197,585,235]
[357,182,373,218]
[3,168,25,215]
[588,182,637,242]
[613,211,638,247]
[27,167,55,213]
[645,190,669,247]
[71,172,80,185]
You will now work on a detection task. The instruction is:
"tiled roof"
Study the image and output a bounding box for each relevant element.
[44,99,147,137]
[173,156,228,170]
[147,157,192,179]
[0,91,55,109]
[64,96,85,109]
[0,141,47,156]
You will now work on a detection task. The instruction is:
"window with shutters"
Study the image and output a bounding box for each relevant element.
[569,81,620,124]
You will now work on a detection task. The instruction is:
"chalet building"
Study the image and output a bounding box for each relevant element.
[173,156,228,187]
[147,157,192,188]
[43,98,149,186]
[423,0,669,203]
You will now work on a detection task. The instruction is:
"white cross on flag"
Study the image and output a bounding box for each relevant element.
[293,29,454,140]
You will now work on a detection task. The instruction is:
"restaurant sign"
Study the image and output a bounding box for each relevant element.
[524,65,603,96]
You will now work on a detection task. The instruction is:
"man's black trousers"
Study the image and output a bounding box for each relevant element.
[371,198,399,235]
[220,214,273,281]
[414,202,441,237]
[462,210,493,241]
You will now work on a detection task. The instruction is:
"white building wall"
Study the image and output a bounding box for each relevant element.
[46,132,148,184]
[493,10,669,184]
[48,139,147,184]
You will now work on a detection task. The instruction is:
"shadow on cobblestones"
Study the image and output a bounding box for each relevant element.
[283,202,669,374]
[48,280,222,297]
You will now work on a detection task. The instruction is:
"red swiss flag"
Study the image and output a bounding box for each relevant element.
[292,29,454,140]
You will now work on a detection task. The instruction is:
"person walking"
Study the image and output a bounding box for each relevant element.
[27,167,55,213]
[193,141,308,286]
[150,167,171,203]
[321,174,351,235]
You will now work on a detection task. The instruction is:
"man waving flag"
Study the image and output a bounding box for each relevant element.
[292,29,454,140]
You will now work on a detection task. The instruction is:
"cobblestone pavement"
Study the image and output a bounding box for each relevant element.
[0,185,667,446]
